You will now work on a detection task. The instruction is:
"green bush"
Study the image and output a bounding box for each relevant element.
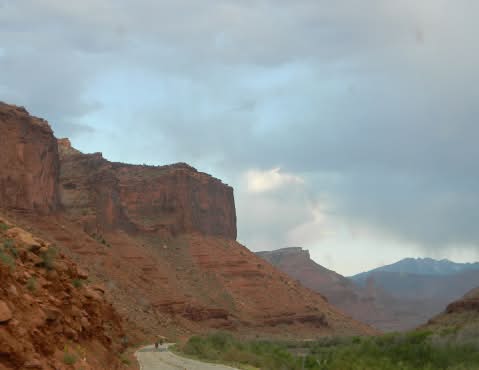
[72,278,83,288]
[63,352,77,365]
[26,277,36,292]
[3,239,18,258]
[0,222,10,232]
[120,354,131,365]
[40,247,57,270]
[179,331,479,370]
[0,250,15,269]
[182,333,301,370]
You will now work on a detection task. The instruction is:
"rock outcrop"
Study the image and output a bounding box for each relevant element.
[423,287,479,337]
[58,139,237,239]
[257,248,362,304]
[0,215,128,370]
[257,247,408,331]
[0,103,59,213]
[445,287,479,314]
[258,247,479,332]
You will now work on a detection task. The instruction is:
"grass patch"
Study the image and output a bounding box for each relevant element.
[119,354,131,365]
[0,238,17,270]
[90,233,111,247]
[181,332,300,370]
[40,246,57,270]
[63,352,77,365]
[72,278,83,289]
[0,249,15,270]
[26,277,36,292]
[3,239,18,258]
[178,331,479,370]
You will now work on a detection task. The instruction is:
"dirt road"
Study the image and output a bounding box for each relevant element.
[135,344,239,370]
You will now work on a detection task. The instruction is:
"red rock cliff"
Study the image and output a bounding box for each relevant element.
[0,103,59,213]
[0,104,373,341]
[58,139,237,239]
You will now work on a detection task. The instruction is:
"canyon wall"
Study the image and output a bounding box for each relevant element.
[58,139,237,239]
[0,103,59,213]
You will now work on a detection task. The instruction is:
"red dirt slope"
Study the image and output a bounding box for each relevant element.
[0,215,128,370]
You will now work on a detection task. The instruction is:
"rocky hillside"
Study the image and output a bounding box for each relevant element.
[424,287,479,339]
[257,248,479,332]
[0,215,127,370]
[0,102,374,346]
[257,248,363,304]
[257,247,408,331]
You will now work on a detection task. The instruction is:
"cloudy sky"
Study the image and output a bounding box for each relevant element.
[1,0,479,275]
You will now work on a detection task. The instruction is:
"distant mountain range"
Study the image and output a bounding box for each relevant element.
[351,257,479,280]
[257,249,479,332]
[350,258,479,302]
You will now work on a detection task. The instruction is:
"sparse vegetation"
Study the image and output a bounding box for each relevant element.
[180,332,301,370]
[40,246,57,270]
[0,239,16,270]
[0,249,15,269]
[63,352,77,365]
[90,232,111,247]
[178,331,479,370]
[119,354,131,365]
[26,276,37,292]
[72,278,83,288]
[3,239,18,258]
[0,222,10,232]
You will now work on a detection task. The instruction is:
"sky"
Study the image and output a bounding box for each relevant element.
[1,0,479,275]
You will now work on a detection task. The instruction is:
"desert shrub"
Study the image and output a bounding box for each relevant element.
[119,354,131,365]
[179,331,479,370]
[26,277,36,292]
[0,222,10,232]
[63,352,77,365]
[72,278,83,288]
[0,249,15,269]
[40,247,57,270]
[182,333,301,370]
[3,239,18,258]
[310,331,479,370]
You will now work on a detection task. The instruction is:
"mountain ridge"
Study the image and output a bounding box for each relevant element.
[257,247,479,332]
[351,257,479,281]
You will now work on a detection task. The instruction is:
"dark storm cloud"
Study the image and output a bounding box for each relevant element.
[1,0,478,253]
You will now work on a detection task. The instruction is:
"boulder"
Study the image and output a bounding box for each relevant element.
[0,301,13,323]
[6,228,41,251]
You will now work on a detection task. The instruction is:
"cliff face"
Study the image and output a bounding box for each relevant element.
[0,103,59,213]
[58,139,237,239]
[257,247,363,304]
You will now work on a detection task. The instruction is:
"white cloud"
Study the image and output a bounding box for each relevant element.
[245,167,304,193]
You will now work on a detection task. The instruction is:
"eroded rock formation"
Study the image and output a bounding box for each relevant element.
[58,138,237,239]
[0,103,59,213]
